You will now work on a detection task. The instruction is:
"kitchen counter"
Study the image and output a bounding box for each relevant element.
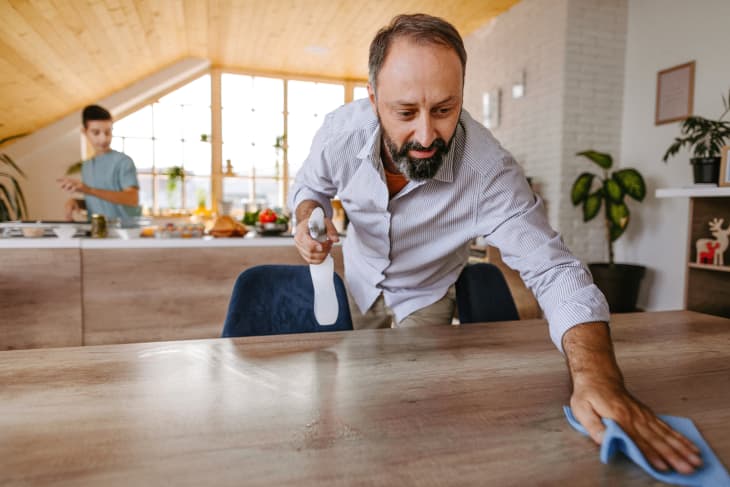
[0,234,298,249]
[1,236,344,351]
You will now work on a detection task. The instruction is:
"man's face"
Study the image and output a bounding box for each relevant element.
[83,119,113,154]
[368,37,463,180]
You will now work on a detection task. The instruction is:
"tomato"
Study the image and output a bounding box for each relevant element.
[258,208,277,223]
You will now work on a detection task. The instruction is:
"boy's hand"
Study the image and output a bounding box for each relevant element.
[57,177,87,194]
[64,198,80,221]
[294,215,339,264]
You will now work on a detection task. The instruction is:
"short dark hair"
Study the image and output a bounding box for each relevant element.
[82,105,112,128]
[368,14,467,94]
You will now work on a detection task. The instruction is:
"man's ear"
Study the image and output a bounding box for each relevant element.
[367,83,377,114]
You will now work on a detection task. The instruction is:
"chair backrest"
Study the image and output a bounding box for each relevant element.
[455,263,519,323]
[221,264,353,337]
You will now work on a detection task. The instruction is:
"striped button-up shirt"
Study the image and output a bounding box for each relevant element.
[289,99,609,352]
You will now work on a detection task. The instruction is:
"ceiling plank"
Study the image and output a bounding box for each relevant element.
[0,0,520,139]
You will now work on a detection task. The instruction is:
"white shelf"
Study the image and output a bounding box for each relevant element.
[655,186,730,198]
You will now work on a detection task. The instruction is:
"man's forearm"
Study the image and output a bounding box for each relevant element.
[295,199,323,224]
[562,322,624,388]
[84,187,139,207]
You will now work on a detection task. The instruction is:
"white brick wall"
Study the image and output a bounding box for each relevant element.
[463,0,628,263]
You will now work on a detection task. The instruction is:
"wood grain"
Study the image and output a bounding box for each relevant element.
[0,311,728,486]
[0,249,82,350]
[0,0,520,139]
[81,245,344,345]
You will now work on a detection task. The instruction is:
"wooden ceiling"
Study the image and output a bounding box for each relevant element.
[0,0,520,141]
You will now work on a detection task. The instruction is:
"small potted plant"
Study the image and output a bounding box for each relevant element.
[0,134,28,222]
[164,166,185,209]
[663,89,730,184]
[571,150,647,312]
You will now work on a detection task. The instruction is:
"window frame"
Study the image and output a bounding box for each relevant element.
[97,68,367,215]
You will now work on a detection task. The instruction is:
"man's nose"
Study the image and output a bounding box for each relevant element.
[414,115,436,148]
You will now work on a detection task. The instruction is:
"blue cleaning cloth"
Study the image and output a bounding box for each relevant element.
[564,406,730,487]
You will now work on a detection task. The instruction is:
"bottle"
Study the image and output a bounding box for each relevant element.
[91,214,107,238]
[308,207,338,325]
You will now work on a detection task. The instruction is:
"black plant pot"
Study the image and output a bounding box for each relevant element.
[690,157,720,184]
[588,263,646,313]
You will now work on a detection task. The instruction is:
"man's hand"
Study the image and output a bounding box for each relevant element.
[57,177,87,194]
[293,200,339,264]
[563,323,702,474]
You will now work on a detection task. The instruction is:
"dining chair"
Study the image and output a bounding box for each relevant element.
[455,263,520,323]
[221,264,353,337]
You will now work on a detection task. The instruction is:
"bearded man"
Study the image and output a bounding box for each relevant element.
[290,13,701,475]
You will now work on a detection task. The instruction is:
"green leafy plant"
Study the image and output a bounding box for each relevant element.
[163,166,185,209]
[663,89,730,161]
[164,166,185,192]
[0,134,29,222]
[571,150,646,265]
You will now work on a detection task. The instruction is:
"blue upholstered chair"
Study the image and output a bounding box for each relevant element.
[221,265,353,338]
[455,263,519,323]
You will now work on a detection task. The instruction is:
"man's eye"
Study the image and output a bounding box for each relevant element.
[436,107,452,115]
[397,111,414,118]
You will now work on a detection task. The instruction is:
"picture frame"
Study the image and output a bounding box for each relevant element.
[655,61,695,125]
[720,145,730,187]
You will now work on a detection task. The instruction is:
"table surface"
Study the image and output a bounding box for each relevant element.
[1,310,728,486]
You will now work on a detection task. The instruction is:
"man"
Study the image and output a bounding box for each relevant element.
[290,14,701,473]
[58,105,140,221]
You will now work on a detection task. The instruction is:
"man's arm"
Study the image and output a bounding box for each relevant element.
[58,177,139,207]
[563,322,702,474]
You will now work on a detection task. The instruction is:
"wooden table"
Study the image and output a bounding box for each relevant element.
[1,311,728,486]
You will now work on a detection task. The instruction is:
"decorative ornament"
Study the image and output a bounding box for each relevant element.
[695,218,730,265]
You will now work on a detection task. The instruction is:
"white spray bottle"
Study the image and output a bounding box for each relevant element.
[307,207,338,325]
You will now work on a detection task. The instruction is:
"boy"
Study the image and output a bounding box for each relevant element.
[58,105,140,221]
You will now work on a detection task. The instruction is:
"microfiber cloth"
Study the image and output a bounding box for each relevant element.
[564,406,730,487]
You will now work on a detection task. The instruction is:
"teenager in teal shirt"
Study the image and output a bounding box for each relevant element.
[59,105,140,221]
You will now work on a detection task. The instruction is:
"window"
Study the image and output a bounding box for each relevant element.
[353,85,369,101]
[112,75,211,214]
[110,72,362,215]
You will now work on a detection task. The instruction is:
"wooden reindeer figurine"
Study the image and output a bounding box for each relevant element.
[696,218,730,266]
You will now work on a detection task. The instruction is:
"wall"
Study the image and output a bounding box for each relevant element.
[560,0,627,259]
[463,0,569,229]
[617,0,730,310]
[463,0,628,263]
[4,58,210,220]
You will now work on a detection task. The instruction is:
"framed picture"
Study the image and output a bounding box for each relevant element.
[720,145,730,187]
[655,61,695,125]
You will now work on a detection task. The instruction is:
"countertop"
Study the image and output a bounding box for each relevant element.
[0,234,298,249]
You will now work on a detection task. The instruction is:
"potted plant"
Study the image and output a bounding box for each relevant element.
[164,166,185,209]
[571,150,647,312]
[662,89,730,184]
[0,134,28,222]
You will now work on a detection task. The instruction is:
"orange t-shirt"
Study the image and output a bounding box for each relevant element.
[384,168,408,198]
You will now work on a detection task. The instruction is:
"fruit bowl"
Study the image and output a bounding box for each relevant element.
[255,222,289,236]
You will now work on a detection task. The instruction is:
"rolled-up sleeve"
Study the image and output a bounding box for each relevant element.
[481,157,610,353]
[288,114,339,218]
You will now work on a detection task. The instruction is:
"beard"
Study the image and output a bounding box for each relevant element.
[380,119,453,181]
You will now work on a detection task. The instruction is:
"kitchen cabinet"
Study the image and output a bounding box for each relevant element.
[0,237,343,350]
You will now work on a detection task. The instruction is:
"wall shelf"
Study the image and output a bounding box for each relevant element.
[688,263,730,273]
[656,186,730,198]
